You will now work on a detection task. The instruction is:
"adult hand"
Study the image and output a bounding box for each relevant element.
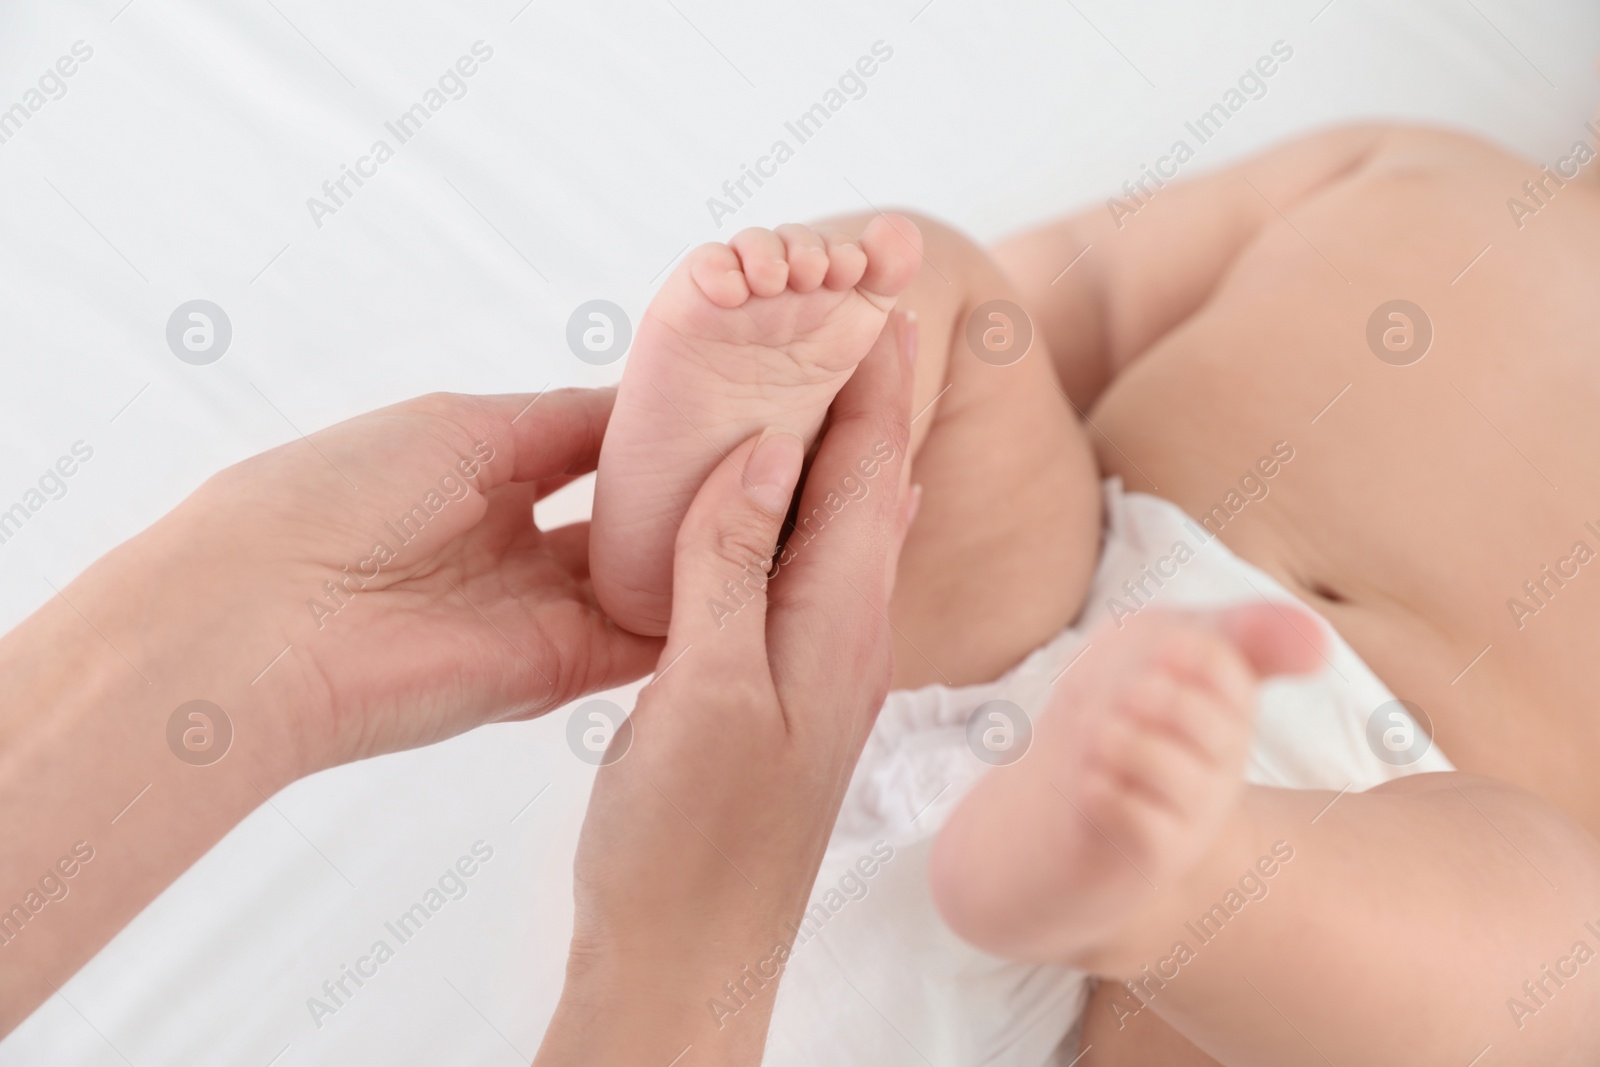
[0,388,659,1031]
[193,388,664,770]
[537,313,918,1066]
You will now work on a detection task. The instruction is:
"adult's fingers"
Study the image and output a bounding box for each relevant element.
[659,427,806,680]
[767,312,916,715]
[375,388,618,494]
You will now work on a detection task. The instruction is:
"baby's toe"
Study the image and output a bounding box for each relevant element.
[1102,704,1220,816]
[776,224,830,292]
[1123,668,1250,769]
[820,231,869,291]
[1075,759,1178,863]
[730,228,790,298]
[1154,625,1256,714]
[687,242,750,308]
[857,213,923,307]
[1210,602,1327,677]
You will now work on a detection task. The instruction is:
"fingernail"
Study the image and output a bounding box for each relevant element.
[905,483,924,528]
[902,310,919,366]
[744,429,804,514]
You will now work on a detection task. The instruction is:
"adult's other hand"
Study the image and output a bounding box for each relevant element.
[208,388,664,769]
[0,387,659,1030]
[537,313,918,1066]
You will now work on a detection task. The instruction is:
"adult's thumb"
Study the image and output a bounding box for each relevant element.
[663,428,805,665]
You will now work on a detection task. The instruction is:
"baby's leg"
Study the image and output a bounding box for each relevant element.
[597,211,1100,675]
[932,607,1600,1065]
[990,126,1392,409]
[810,212,1103,689]
[1085,775,1600,1065]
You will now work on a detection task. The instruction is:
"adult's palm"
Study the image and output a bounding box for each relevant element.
[181,388,661,770]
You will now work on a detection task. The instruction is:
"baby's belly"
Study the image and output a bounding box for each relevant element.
[1089,183,1600,833]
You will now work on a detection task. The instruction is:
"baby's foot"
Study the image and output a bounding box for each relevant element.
[929,605,1322,969]
[592,217,922,635]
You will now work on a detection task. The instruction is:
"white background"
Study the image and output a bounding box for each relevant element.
[0,1,1596,1063]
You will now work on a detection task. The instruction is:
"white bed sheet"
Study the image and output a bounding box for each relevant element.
[1,1,1595,1063]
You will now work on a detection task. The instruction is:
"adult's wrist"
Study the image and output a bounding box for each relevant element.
[0,526,307,1030]
[538,940,786,1067]
[61,487,328,781]
[0,513,313,833]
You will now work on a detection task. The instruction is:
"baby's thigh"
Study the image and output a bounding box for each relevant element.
[814,211,1103,688]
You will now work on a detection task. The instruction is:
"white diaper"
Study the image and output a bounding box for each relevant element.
[761,479,1452,1066]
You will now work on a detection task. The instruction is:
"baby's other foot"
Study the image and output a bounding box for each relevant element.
[592,216,922,635]
[930,605,1322,968]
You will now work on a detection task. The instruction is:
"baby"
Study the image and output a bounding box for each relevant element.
[590,127,1600,1064]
